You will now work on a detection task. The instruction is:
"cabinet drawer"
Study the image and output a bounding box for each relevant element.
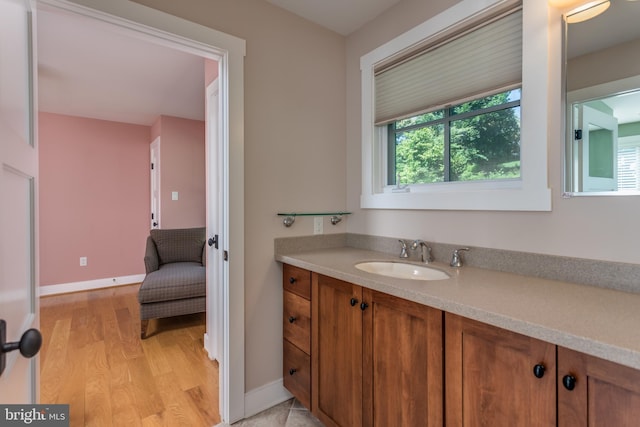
[283,290,311,354]
[284,339,311,410]
[283,264,311,300]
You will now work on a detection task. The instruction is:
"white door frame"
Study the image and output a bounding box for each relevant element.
[36,0,246,423]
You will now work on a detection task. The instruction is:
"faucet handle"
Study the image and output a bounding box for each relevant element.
[450,247,470,267]
[398,240,409,258]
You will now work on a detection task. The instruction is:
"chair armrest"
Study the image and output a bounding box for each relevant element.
[144,236,160,273]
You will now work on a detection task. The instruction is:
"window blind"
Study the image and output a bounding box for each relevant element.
[375,9,522,125]
[617,145,640,190]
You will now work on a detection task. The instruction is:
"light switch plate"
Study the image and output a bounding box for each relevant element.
[313,217,323,235]
[172,191,179,201]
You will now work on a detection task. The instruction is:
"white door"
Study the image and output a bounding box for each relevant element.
[150,137,160,229]
[577,105,619,192]
[205,78,225,362]
[0,0,41,403]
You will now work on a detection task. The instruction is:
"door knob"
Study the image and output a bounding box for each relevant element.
[0,320,42,377]
[208,235,218,249]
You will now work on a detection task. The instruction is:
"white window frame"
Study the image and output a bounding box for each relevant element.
[360,0,552,211]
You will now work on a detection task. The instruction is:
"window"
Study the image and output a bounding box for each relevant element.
[389,89,521,186]
[617,136,640,191]
[360,0,552,211]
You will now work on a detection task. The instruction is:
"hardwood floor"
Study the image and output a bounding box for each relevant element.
[39,284,220,427]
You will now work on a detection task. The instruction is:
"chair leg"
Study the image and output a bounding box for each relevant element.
[141,319,149,339]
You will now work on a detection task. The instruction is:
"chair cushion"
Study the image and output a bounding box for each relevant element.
[150,227,205,265]
[138,262,206,304]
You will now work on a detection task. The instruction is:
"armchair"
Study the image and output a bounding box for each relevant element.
[138,227,206,338]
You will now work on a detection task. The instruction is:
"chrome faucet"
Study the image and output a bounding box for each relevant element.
[411,240,433,264]
[398,240,409,258]
[450,247,470,267]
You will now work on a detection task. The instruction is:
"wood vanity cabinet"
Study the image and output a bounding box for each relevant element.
[557,346,640,426]
[446,312,640,427]
[283,264,640,426]
[312,272,443,427]
[282,264,312,409]
[445,313,556,426]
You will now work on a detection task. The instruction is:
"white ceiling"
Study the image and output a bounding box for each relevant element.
[37,8,207,126]
[265,0,402,36]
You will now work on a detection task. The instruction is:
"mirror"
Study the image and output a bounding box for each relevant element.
[564,0,640,195]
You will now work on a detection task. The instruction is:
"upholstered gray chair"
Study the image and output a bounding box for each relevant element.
[138,227,206,338]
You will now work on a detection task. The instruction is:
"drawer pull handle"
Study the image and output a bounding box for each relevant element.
[350,298,358,307]
[289,368,297,375]
[533,364,545,379]
[360,302,369,311]
[289,277,297,284]
[562,374,576,391]
[288,316,297,323]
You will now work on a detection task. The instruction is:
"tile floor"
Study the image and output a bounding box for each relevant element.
[217,399,324,427]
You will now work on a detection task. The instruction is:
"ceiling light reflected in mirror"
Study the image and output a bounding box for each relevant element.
[550,0,610,23]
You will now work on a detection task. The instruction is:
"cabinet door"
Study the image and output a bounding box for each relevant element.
[312,273,362,427]
[362,289,443,427]
[558,346,640,426]
[445,313,556,427]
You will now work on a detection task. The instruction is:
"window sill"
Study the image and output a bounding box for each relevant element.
[361,186,552,211]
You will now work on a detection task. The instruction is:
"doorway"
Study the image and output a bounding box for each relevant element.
[36,0,245,423]
[150,137,160,229]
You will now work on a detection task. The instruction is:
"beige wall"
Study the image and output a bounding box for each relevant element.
[132,0,347,392]
[567,38,640,91]
[346,0,640,266]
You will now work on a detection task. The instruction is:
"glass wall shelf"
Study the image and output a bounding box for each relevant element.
[277,212,351,227]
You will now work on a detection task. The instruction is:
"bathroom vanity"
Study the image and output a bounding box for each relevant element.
[278,246,640,426]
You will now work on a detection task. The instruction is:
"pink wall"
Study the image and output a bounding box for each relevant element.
[39,113,151,286]
[152,115,206,229]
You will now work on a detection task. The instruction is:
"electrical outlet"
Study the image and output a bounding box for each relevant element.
[313,217,323,235]
[80,257,87,267]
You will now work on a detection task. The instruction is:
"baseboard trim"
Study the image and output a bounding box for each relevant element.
[203,332,215,361]
[244,378,293,419]
[39,274,145,296]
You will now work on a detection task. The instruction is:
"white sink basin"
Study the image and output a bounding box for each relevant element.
[355,261,450,281]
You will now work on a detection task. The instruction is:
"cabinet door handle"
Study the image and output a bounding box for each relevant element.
[289,277,297,284]
[360,302,369,311]
[289,368,297,375]
[350,298,358,306]
[562,374,577,391]
[533,364,545,378]
[288,316,297,323]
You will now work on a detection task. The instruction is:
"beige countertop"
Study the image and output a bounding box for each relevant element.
[276,247,640,370]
